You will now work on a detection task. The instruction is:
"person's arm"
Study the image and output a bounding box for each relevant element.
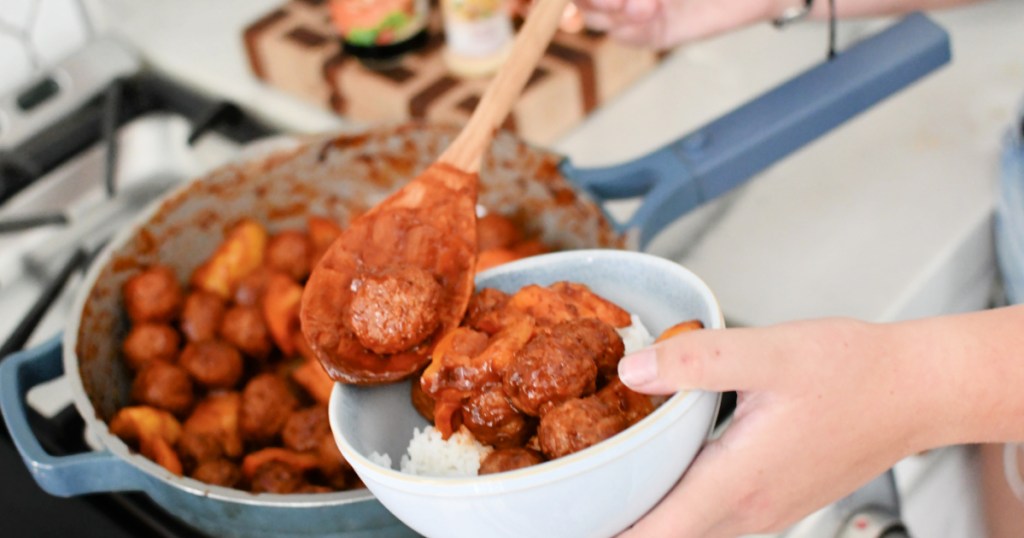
[804,0,986,18]
[573,0,986,49]
[613,305,1024,537]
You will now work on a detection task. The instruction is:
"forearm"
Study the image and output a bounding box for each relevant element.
[804,0,986,19]
[892,305,1024,448]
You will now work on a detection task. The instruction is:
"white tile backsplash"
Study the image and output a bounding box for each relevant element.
[0,0,94,96]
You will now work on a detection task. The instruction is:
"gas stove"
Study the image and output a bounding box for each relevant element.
[0,37,274,537]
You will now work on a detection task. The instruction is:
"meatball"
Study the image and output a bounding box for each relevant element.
[502,331,598,417]
[180,291,226,343]
[556,318,625,381]
[479,447,545,475]
[219,306,273,360]
[282,407,330,453]
[122,323,180,370]
[178,430,224,466]
[597,377,656,428]
[240,373,298,442]
[464,287,511,334]
[179,340,244,389]
[130,361,194,416]
[191,459,241,488]
[317,434,352,490]
[123,265,182,323]
[538,397,627,459]
[266,230,312,282]
[182,391,243,459]
[348,266,443,354]
[249,460,305,494]
[476,213,522,252]
[233,267,270,307]
[462,387,534,449]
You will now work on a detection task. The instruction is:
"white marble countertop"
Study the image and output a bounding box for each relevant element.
[92,0,1023,327]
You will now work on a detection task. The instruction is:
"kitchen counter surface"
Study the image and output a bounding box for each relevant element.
[93,0,1023,329]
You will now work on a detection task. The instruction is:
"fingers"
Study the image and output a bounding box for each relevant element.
[574,0,661,23]
[618,409,803,538]
[619,326,789,394]
[618,437,733,537]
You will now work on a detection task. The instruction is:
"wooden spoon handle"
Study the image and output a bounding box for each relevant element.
[438,0,573,173]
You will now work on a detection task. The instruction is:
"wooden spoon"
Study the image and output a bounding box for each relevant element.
[300,0,573,385]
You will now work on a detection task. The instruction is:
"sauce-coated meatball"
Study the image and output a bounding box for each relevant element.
[240,373,298,442]
[555,318,625,381]
[182,391,243,459]
[479,447,545,475]
[266,230,312,282]
[130,361,194,416]
[123,265,182,323]
[250,460,304,494]
[597,377,656,428]
[502,331,598,417]
[464,287,511,334]
[179,340,244,389]
[538,397,627,459]
[462,387,534,449]
[233,267,270,307]
[180,291,226,343]
[349,266,443,354]
[178,430,224,466]
[219,306,273,360]
[317,434,352,490]
[122,323,180,370]
[282,407,330,453]
[191,459,241,488]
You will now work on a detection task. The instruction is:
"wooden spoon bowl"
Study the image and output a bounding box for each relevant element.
[300,0,572,385]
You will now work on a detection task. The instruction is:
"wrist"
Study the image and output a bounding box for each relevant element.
[893,307,1024,449]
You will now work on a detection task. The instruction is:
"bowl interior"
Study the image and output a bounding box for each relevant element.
[332,249,724,481]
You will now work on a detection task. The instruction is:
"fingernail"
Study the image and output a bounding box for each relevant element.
[619,347,658,388]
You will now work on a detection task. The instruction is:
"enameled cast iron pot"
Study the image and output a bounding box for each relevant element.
[0,16,948,537]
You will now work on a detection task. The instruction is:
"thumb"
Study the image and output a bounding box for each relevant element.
[618,326,782,394]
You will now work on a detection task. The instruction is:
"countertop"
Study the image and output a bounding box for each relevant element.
[92,0,1023,328]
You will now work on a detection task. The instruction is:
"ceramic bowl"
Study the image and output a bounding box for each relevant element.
[329,249,723,538]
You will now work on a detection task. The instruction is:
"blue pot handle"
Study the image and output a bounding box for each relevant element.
[562,13,951,249]
[0,336,146,496]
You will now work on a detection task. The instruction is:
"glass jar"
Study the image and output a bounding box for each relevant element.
[329,0,430,68]
[440,0,514,78]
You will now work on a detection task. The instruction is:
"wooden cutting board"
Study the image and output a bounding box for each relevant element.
[243,0,660,144]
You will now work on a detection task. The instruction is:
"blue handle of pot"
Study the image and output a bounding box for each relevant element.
[0,336,145,496]
[561,13,951,248]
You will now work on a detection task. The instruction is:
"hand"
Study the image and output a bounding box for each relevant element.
[615,317,944,537]
[572,0,788,49]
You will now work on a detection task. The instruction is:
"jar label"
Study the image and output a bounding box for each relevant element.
[330,0,429,47]
[444,14,514,57]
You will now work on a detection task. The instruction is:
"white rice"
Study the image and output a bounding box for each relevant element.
[616,314,655,354]
[370,426,492,477]
[375,316,655,477]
